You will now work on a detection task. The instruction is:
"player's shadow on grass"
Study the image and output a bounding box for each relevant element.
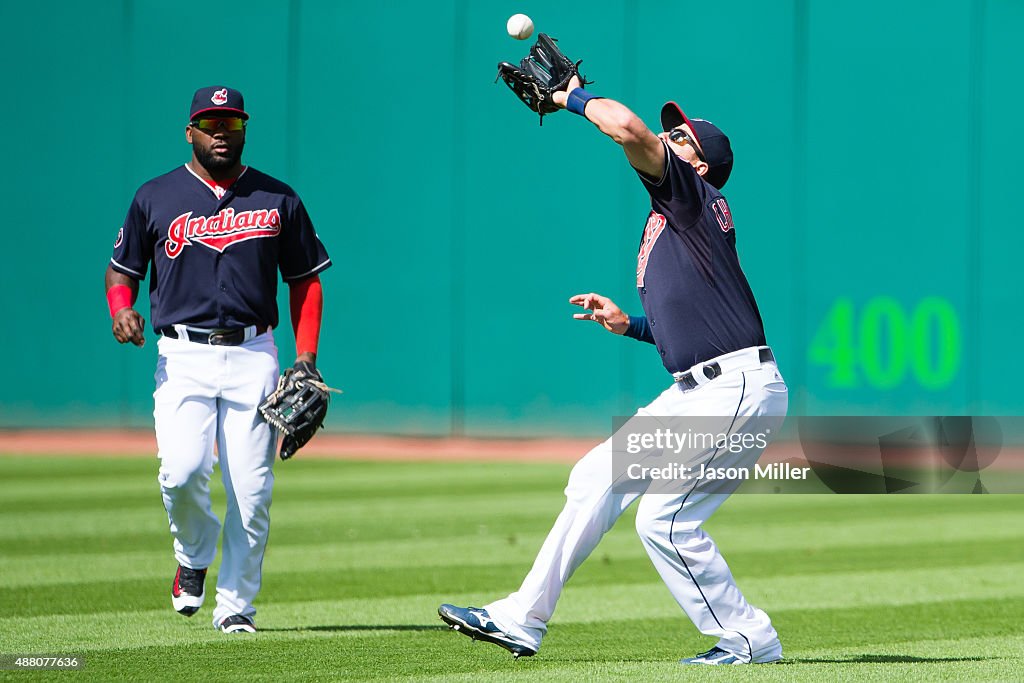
[790,654,992,664]
[260,624,447,633]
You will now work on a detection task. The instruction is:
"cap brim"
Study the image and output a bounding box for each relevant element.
[191,107,249,120]
[660,101,701,146]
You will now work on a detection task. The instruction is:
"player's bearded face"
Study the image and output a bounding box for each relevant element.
[192,130,245,170]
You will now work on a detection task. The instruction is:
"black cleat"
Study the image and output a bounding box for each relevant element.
[171,565,207,616]
[219,614,257,634]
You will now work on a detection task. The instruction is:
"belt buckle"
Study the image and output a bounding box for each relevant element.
[690,362,713,387]
[208,330,229,345]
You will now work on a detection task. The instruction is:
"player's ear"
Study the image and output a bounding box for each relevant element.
[185,125,193,144]
[693,159,710,178]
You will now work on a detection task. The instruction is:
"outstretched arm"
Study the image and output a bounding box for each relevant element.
[552,76,667,179]
[105,265,145,347]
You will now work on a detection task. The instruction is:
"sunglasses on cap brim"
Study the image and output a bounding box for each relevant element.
[190,117,246,132]
[667,129,707,163]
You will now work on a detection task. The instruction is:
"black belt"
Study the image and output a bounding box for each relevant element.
[675,347,775,391]
[159,325,268,346]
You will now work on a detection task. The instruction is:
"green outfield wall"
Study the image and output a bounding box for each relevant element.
[1,0,1020,436]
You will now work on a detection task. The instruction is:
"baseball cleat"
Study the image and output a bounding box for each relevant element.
[219,614,257,634]
[171,565,207,616]
[680,647,746,665]
[679,646,782,665]
[438,604,537,659]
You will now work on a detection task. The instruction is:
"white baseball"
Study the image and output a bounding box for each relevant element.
[506,13,534,40]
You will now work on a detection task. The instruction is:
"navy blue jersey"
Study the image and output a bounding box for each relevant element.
[110,165,331,331]
[635,141,766,374]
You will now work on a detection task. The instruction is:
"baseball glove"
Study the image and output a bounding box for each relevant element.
[259,361,339,460]
[497,33,590,125]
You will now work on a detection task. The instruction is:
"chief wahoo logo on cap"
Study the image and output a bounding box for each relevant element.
[211,88,228,105]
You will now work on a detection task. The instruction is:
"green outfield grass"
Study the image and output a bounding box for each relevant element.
[1,455,1022,681]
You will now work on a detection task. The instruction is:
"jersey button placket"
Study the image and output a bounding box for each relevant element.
[215,246,228,392]
[214,253,227,325]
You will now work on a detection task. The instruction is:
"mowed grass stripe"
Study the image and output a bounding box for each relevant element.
[0,455,154,481]
[10,627,1017,683]
[425,620,1024,683]
[0,491,565,528]
[422,627,1024,683]
[0,491,564,541]
[0,510,567,556]
[5,457,1019,559]
[3,515,1022,589]
[2,456,1019,535]
[4,540,1019,622]
[4,455,1016,513]
[2,583,1022,654]
[0,456,569,491]
[18,630,1023,683]
[15,564,1024,629]
[5,455,1018,520]
[3,455,1017,516]
[0,463,569,513]
[0,478,159,506]
[3,499,1021,568]
[0,531,169,558]
[0,459,562,510]
[0,534,556,588]
[9,498,1024,559]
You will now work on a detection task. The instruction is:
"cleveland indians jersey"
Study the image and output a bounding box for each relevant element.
[635,141,766,374]
[110,165,331,330]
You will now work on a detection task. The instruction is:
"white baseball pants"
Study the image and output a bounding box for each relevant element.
[153,331,279,628]
[485,347,788,661]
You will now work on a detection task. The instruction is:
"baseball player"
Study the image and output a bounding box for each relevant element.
[439,75,788,664]
[105,86,331,634]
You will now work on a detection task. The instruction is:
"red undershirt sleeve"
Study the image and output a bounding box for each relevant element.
[106,283,138,318]
[288,275,323,356]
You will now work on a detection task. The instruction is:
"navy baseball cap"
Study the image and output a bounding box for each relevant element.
[660,102,733,189]
[190,86,249,121]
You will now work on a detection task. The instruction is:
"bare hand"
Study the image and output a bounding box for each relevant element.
[552,74,583,109]
[112,308,146,347]
[569,293,629,335]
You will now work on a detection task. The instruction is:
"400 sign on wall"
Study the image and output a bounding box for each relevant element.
[810,297,961,391]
